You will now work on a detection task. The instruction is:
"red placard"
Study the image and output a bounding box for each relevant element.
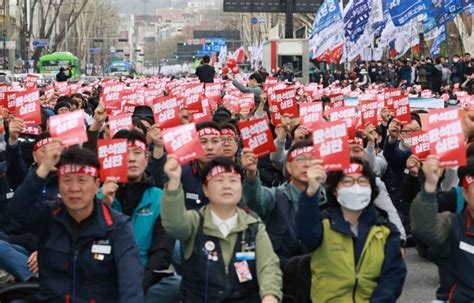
[273,88,298,117]
[392,96,411,125]
[15,90,41,124]
[359,99,379,127]
[238,117,276,157]
[153,96,179,114]
[428,119,466,168]
[182,93,203,113]
[299,102,323,126]
[327,106,357,122]
[162,123,205,164]
[5,91,17,112]
[97,139,128,182]
[109,114,133,138]
[312,121,350,171]
[49,110,87,146]
[54,81,69,96]
[192,98,212,124]
[25,74,38,89]
[384,88,402,109]
[411,131,430,160]
[329,93,345,108]
[428,108,459,124]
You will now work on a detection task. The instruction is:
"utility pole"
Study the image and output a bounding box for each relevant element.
[285,0,294,39]
[3,0,7,70]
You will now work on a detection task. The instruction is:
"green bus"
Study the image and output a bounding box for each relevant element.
[38,52,81,79]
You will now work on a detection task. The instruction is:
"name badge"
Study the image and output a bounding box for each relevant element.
[459,241,474,254]
[186,193,199,200]
[91,244,111,255]
[234,261,253,283]
[236,252,255,261]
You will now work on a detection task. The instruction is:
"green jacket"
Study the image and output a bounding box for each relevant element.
[161,186,283,301]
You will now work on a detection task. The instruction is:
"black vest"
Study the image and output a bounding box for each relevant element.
[180,214,260,303]
[265,188,306,269]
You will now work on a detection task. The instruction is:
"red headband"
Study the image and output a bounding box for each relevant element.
[220,128,237,137]
[288,146,314,162]
[204,166,241,184]
[343,163,364,175]
[58,164,99,178]
[198,127,221,138]
[348,137,364,146]
[463,175,474,189]
[127,140,147,152]
[34,138,51,151]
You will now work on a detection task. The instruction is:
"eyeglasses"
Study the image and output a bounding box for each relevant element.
[400,129,419,134]
[340,176,370,187]
[292,155,315,164]
[220,137,237,144]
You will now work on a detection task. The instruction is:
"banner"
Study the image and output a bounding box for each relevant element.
[312,121,351,171]
[343,0,372,43]
[388,0,426,26]
[97,139,128,182]
[424,0,464,26]
[49,110,87,146]
[430,25,446,57]
[310,0,344,59]
[162,123,204,164]
[238,117,276,157]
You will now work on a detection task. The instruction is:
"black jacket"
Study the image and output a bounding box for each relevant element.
[9,169,144,302]
[195,64,216,83]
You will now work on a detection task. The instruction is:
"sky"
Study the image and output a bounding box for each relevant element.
[115,0,171,14]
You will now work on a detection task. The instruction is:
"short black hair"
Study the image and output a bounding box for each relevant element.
[58,146,100,172]
[325,157,379,207]
[200,157,244,184]
[196,121,220,132]
[249,72,264,84]
[203,55,211,63]
[113,128,147,146]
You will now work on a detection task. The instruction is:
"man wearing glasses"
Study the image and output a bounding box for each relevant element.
[219,124,240,162]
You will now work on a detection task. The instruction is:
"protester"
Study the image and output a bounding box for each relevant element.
[296,157,406,302]
[162,156,282,303]
[100,129,180,303]
[411,156,474,302]
[55,67,72,82]
[195,55,216,83]
[9,145,144,302]
[229,72,264,108]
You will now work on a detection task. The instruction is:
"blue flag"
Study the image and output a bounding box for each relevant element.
[310,0,343,39]
[344,0,372,43]
[388,0,427,26]
[430,25,446,57]
[424,0,464,26]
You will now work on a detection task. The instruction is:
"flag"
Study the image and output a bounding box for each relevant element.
[387,0,426,26]
[218,44,227,64]
[343,0,372,43]
[430,25,446,57]
[232,47,246,64]
[310,0,344,60]
[423,0,464,26]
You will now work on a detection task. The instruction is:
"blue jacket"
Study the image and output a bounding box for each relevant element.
[9,169,144,303]
[296,191,406,302]
[98,187,162,265]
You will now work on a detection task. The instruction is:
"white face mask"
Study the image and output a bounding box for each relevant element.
[402,137,412,150]
[337,185,372,211]
[453,58,459,63]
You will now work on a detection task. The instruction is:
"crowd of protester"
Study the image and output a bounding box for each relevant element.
[0,53,472,303]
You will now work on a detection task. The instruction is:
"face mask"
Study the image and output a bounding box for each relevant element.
[337,185,372,211]
[401,137,412,150]
[453,58,459,63]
